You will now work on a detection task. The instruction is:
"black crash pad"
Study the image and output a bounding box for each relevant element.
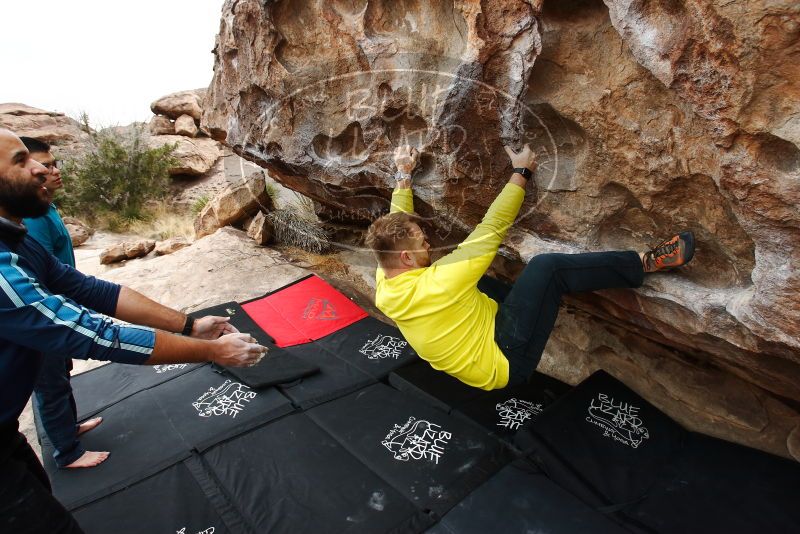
[515,370,686,512]
[43,388,190,509]
[149,365,295,451]
[452,373,570,441]
[389,360,570,443]
[427,463,627,534]
[72,457,243,534]
[307,383,513,515]
[194,301,320,388]
[72,362,202,420]
[276,340,377,409]
[315,316,419,379]
[623,432,800,533]
[388,360,485,413]
[517,370,800,533]
[43,365,293,509]
[201,413,434,533]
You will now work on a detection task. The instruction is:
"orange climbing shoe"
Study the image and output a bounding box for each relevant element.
[643,231,695,272]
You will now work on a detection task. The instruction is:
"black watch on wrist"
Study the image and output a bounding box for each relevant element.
[181,315,195,336]
[513,167,533,180]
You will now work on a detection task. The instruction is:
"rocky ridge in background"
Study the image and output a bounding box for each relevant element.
[0,103,93,160]
[202,0,800,459]
[147,89,221,176]
[145,89,278,213]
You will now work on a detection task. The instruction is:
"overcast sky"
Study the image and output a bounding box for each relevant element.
[0,0,225,127]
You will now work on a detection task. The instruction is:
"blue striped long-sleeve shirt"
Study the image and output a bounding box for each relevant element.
[1,235,156,426]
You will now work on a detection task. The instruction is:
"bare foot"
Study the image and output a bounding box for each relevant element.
[65,450,110,468]
[77,417,103,435]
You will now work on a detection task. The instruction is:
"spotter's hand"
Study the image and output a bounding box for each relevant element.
[212,333,268,367]
[191,315,239,339]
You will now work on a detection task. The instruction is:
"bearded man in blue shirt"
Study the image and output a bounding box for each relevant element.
[0,128,268,533]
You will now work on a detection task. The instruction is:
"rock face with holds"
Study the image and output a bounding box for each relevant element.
[202,0,800,460]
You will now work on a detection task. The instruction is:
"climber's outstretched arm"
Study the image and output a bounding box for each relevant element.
[389,145,419,213]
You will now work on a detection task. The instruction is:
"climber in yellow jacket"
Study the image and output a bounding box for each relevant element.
[366,144,695,390]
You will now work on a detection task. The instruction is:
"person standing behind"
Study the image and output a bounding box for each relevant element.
[19,137,105,469]
[21,138,74,268]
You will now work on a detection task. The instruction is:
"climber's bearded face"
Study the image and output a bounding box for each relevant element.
[0,130,51,220]
[402,223,431,268]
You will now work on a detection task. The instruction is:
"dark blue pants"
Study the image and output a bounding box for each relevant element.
[0,424,84,533]
[33,356,84,468]
[480,251,644,387]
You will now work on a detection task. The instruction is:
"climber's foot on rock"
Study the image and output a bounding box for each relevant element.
[642,231,695,273]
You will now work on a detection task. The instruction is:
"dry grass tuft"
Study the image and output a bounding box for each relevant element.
[126,201,195,241]
[268,208,330,254]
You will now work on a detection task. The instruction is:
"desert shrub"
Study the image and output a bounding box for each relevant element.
[268,208,330,254]
[59,126,177,221]
[127,200,195,241]
[264,182,280,207]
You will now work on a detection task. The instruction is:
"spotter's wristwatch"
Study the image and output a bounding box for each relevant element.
[395,170,412,182]
[181,315,195,336]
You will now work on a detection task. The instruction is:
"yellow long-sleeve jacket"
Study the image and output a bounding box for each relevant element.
[375,184,525,390]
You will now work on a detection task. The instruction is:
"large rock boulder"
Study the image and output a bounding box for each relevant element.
[147,135,222,176]
[246,210,273,245]
[99,239,155,264]
[202,0,800,459]
[0,103,93,160]
[174,114,198,137]
[194,171,273,238]
[149,115,174,136]
[62,216,93,247]
[150,89,205,121]
[155,237,191,256]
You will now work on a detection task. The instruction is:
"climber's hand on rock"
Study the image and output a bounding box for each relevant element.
[504,143,537,172]
[394,144,420,175]
[212,333,268,367]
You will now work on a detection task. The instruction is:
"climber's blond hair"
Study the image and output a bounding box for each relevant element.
[365,211,424,268]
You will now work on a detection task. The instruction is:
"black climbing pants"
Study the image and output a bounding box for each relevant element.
[0,423,85,534]
[34,355,85,468]
[478,251,645,387]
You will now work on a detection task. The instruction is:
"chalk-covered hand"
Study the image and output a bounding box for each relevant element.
[394,144,420,176]
[191,315,239,340]
[504,143,537,172]
[212,333,268,367]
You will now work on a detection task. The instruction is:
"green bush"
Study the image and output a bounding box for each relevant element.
[60,126,177,221]
[191,195,210,215]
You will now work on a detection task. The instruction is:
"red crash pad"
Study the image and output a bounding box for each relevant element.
[242,275,368,347]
